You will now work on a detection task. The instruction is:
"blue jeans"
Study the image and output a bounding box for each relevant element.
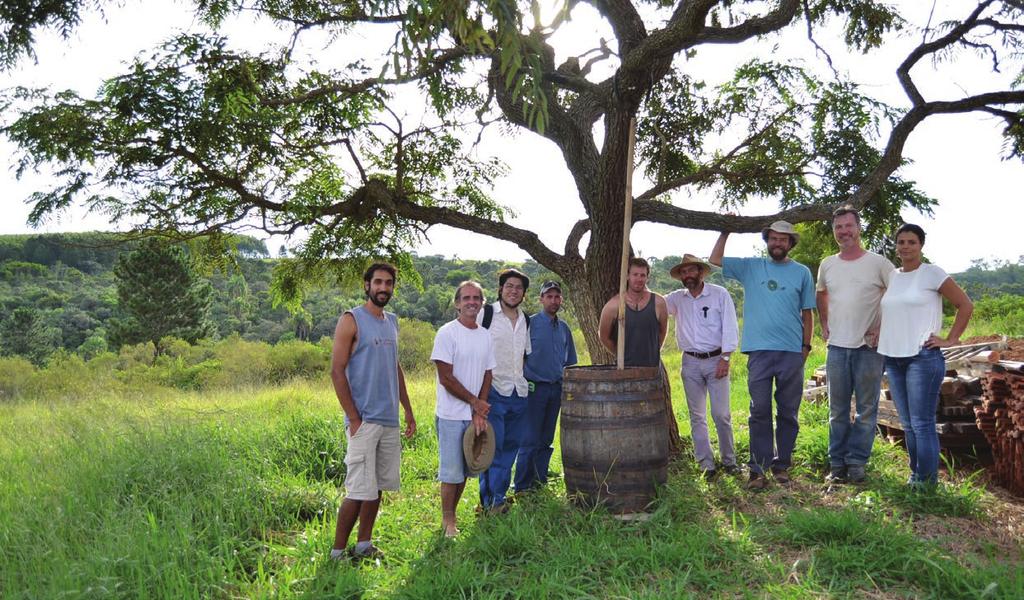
[479,388,527,508]
[885,347,945,484]
[827,345,885,467]
[514,381,561,492]
[747,350,805,474]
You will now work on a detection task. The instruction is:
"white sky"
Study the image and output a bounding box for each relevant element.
[1,1,1021,272]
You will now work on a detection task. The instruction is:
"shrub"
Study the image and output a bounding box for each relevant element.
[972,294,1024,336]
[161,357,223,390]
[267,339,329,383]
[158,336,194,359]
[398,318,436,373]
[0,355,35,401]
[202,335,272,388]
[118,341,157,368]
[29,351,121,401]
[76,334,108,360]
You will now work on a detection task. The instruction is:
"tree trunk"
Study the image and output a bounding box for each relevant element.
[553,110,684,457]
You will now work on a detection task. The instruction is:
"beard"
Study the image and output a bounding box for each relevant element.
[683,276,699,288]
[500,296,522,309]
[369,291,392,307]
[768,246,789,260]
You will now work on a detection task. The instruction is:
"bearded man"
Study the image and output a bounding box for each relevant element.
[710,222,815,491]
[329,262,416,560]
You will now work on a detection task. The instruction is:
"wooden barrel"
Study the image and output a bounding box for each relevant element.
[560,365,669,514]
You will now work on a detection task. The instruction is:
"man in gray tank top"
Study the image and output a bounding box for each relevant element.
[596,258,683,453]
[329,263,416,561]
[597,257,668,367]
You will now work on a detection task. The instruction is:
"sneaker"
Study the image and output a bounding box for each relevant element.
[847,465,866,483]
[826,466,848,484]
[329,548,350,562]
[722,464,744,476]
[484,503,510,516]
[771,468,791,484]
[747,472,768,491]
[350,544,385,561]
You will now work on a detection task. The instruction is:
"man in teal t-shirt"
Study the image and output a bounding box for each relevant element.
[710,221,815,491]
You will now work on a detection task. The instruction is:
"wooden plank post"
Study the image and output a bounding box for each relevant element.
[616,117,637,370]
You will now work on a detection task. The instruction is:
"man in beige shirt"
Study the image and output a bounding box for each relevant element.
[816,206,894,483]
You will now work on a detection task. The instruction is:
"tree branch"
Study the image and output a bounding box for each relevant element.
[897,1,994,107]
[583,0,647,55]
[851,89,1024,207]
[693,0,802,45]
[609,0,801,107]
[632,199,838,232]
[635,106,802,201]
[260,47,471,107]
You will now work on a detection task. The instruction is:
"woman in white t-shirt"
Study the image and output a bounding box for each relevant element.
[877,224,973,487]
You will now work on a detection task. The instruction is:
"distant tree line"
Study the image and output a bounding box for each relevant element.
[1,232,1020,367]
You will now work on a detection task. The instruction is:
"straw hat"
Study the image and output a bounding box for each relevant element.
[463,421,496,476]
[669,254,713,280]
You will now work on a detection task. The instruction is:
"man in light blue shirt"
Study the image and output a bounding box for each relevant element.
[515,281,577,492]
[710,221,815,490]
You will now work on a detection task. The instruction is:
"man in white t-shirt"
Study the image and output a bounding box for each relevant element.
[816,206,894,484]
[431,281,496,538]
[665,254,740,478]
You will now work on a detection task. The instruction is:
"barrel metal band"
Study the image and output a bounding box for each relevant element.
[560,411,665,430]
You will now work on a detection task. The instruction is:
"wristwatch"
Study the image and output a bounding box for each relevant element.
[802,343,812,351]
[721,355,730,362]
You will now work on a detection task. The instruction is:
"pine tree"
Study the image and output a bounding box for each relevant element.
[109,239,213,350]
[0,307,62,366]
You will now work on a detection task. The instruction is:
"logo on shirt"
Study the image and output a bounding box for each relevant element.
[373,337,397,347]
[764,279,786,292]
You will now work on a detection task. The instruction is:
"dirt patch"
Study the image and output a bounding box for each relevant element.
[979,482,1024,556]
[962,335,1024,361]
[910,509,1024,565]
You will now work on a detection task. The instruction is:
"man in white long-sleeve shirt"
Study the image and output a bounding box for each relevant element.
[665,254,740,477]
[477,268,532,512]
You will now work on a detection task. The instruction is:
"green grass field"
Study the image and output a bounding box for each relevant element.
[2,345,1023,599]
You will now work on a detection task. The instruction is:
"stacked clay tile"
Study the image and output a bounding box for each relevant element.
[975,364,1024,496]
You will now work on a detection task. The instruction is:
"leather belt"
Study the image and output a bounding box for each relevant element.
[684,348,722,359]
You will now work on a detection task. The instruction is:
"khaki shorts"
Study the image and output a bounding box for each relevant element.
[343,422,401,501]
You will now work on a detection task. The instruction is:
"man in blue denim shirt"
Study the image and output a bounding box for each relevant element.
[514,281,578,492]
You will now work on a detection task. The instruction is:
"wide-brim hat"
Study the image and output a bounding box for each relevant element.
[463,421,496,476]
[669,254,713,280]
[761,220,800,246]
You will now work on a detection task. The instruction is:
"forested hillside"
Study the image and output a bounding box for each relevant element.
[2,232,1020,368]
[0,233,689,363]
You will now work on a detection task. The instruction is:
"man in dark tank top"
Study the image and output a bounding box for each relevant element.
[596,257,683,454]
[597,257,668,367]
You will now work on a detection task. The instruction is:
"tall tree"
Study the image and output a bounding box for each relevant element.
[0,307,61,366]
[3,1,1023,356]
[109,238,213,350]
